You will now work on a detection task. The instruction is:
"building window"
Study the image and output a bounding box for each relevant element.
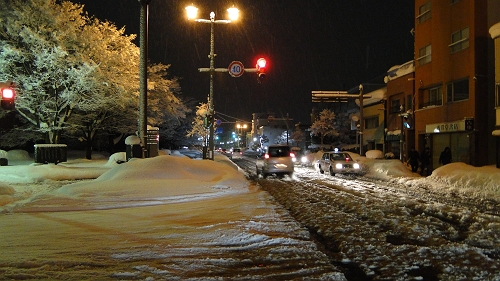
[417,2,431,23]
[365,116,379,130]
[447,79,469,102]
[390,98,401,114]
[417,45,431,66]
[496,83,500,108]
[449,27,469,53]
[420,86,442,108]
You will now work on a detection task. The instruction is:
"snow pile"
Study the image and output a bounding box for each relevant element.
[57,155,247,201]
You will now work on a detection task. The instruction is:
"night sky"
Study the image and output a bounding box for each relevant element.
[77,0,415,124]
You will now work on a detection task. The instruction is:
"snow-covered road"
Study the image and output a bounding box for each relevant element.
[256,167,500,280]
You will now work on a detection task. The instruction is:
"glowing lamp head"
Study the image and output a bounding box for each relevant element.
[227,7,239,21]
[185,5,198,20]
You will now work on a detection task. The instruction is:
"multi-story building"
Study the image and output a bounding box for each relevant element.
[490,21,500,167]
[384,61,416,161]
[413,0,494,168]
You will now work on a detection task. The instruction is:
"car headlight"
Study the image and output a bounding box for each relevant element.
[301,156,308,163]
[335,163,343,169]
[292,157,297,162]
[353,163,360,169]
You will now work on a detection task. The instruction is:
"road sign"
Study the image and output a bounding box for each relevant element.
[228,61,244,77]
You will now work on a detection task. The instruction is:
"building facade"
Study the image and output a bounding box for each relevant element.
[413,0,493,169]
[384,61,416,161]
[490,21,500,167]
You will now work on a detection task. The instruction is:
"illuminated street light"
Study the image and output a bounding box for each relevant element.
[186,5,239,160]
[236,123,247,147]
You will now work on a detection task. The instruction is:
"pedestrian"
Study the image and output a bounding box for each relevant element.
[439,147,452,165]
[420,147,431,176]
[408,148,420,173]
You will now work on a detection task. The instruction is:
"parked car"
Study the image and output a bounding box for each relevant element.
[256,144,295,178]
[315,149,362,176]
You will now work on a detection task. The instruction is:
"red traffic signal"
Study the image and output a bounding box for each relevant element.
[1,87,15,110]
[256,58,266,70]
[256,58,267,82]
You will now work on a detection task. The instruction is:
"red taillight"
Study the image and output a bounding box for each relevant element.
[264,153,270,159]
[290,152,295,158]
[345,158,350,162]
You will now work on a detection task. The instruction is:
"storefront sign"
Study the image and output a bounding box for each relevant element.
[426,120,465,133]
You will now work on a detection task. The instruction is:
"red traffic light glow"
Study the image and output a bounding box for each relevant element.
[1,88,15,99]
[256,58,266,70]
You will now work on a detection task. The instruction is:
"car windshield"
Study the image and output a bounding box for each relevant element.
[331,153,352,161]
[268,147,290,157]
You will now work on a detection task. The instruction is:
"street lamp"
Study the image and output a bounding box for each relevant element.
[236,123,247,147]
[186,5,239,160]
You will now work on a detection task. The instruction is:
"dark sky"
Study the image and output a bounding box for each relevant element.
[77,0,414,124]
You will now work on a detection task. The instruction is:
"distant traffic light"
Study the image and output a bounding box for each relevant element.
[1,87,15,110]
[204,114,213,128]
[256,57,266,82]
[403,115,411,129]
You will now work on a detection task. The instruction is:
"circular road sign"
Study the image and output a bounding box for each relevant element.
[228,61,244,77]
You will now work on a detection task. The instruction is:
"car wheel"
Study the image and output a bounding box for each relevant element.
[329,167,335,176]
[263,173,268,179]
[319,165,324,174]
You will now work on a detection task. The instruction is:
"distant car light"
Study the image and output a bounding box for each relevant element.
[353,163,360,169]
[335,163,343,169]
[301,156,308,163]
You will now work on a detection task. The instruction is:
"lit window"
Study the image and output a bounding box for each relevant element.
[417,2,431,23]
[417,45,432,66]
[447,79,469,102]
[449,27,469,53]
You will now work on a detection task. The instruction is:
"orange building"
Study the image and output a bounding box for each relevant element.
[413,0,494,169]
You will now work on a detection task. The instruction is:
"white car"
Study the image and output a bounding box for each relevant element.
[256,145,295,178]
[230,148,243,160]
[315,149,363,176]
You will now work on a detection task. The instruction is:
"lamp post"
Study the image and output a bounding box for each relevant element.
[236,123,247,147]
[186,5,239,160]
[138,0,151,158]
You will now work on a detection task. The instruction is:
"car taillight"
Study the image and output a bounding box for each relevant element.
[345,157,349,162]
[290,152,295,158]
[264,153,270,159]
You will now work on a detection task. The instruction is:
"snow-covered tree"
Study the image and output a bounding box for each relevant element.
[147,63,189,132]
[186,103,210,146]
[275,130,290,145]
[1,0,95,144]
[310,109,339,146]
[290,124,305,147]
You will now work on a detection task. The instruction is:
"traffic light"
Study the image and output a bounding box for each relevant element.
[256,57,266,82]
[1,87,15,110]
[403,115,411,129]
[204,114,213,128]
